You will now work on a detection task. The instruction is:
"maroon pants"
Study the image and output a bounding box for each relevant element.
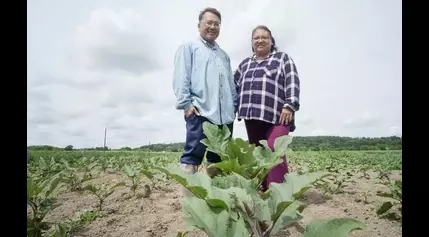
[244,119,290,190]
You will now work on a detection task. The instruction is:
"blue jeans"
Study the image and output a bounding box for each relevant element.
[180,113,234,165]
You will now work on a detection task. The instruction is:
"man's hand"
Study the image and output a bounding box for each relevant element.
[279,108,293,125]
[185,106,200,118]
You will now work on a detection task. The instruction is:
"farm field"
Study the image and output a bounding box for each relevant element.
[28,141,402,237]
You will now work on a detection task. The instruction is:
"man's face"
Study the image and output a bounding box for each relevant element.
[198,12,220,43]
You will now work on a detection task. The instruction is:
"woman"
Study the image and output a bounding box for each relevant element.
[234,25,300,191]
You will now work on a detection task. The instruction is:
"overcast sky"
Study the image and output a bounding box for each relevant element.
[27,0,402,148]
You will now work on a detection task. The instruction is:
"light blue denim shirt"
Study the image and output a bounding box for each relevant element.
[173,38,237,125]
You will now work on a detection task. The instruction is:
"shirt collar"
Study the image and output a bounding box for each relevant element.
[199,37,218,50]
[252,50,277,60]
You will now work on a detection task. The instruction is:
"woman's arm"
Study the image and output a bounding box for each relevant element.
[282,54,300,112]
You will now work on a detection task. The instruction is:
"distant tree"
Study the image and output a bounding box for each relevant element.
[65,145,73,151]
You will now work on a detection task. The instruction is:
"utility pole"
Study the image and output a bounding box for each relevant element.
[103,127,107,149]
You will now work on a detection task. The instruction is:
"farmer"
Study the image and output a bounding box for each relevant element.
[172,7,237,178]
[234,25,301,191]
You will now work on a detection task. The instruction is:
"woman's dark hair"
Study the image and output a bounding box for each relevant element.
[251,25,277,52]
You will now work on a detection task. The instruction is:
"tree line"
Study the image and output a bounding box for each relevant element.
[28,135,401,152]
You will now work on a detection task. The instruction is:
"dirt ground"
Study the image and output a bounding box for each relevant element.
[43,170,402,237]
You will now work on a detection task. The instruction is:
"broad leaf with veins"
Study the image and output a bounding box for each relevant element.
[159,122,366,237]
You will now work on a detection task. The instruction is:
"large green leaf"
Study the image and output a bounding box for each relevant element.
[267,172,328,234]
[201,123,295,187]
[182,196,250,237]
[303,218,366,237]
[154,123,367,237]
[250,136,294,184]
[155,166,245,210]
[227,138,256,165]
[270,201,304,234]
[273,135,293,155]
[122,164,136,178]
[200,122,231,157]
[268,172,329,209]
[208,159,247,176]
[211,172,258,193]
[376,201,393,215]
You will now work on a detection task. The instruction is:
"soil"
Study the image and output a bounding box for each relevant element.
[42,170,402,237]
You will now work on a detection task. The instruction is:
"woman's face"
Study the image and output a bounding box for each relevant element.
[252,28,272,56]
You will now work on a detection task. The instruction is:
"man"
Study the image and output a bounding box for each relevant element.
[173,7,237,178]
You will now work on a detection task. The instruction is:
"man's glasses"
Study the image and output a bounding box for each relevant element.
[202,21,221,28]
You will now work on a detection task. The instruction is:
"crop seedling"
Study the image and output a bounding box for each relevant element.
[157,122,366,237]
[139,165,160,189]
[59,159,92,192]
[121,164,152,197]
[375,179,402,220]
[98,157,112,173]
[27,174,63,237]
[76,157,98,180]
[43,222,70,237]
[313,171,352,195]
[31,157,63,179]
[48,209,101,236]
[82,182,125,211]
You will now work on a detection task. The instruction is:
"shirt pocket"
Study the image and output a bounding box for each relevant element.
[262,62,284,95]
[264,62,282,82]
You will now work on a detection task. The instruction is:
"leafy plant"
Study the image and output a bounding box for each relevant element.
[31,157,63,179]
[200,122,293,188]
[314,171,352,195]
[76,157,98,180]
[43,222,70,237]
[156,122,366,237]
[98,156,112,173]
[122,164,152,197]
[139,165,159,189]
[59,159,92,192]
[302,218,366,237]
[52,209,100,236]
[27,174,63,237]
[375,179,402,220]
[82,182,125,211]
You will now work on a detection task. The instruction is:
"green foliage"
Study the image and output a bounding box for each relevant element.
[287,150,402,173]
[43,210,100,237]
[121,164,141,196]
[59,159,92,191]
[27,174,63,237]
[27,149,402,173]
[26,121,402,237]
[303,218,366,237]
[82,182,125,211]
[375,179,402,220]
[27,135,401,152]
[64,145,73,151]
[200,122,294,187]
[156,122,366,237]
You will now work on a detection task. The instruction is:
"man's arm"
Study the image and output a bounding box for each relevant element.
[225,54,238,113]
[282,54,300,112]
[172,44,193,111]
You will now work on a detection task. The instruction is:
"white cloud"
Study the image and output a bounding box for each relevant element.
[27,0,402,148]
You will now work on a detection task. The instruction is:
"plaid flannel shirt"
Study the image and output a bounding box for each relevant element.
[234,51,300,131]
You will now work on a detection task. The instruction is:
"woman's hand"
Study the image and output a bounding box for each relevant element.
[279,108,293,125]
